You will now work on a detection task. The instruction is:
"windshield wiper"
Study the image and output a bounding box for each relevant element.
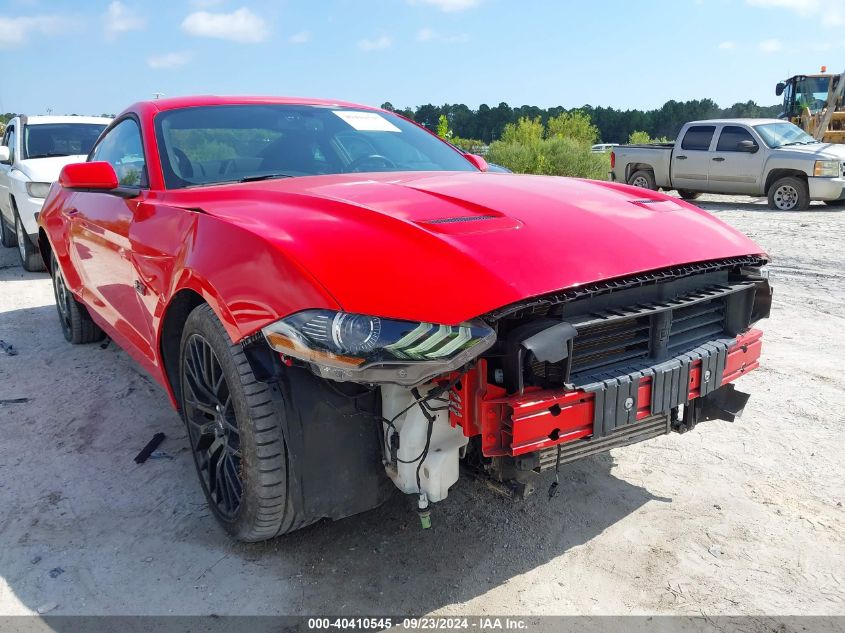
[239,173,295,183]
[25,152,72,159]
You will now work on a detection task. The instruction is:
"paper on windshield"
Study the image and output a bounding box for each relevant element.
[333,110,401,132]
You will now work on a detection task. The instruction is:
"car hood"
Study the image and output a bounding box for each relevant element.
[163,172,765,325]
[17,156,88,182]
[775,142,845,161]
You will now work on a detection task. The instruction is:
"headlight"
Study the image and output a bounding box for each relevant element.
[26,182,51,198]
[262,309,496,385]
[813,160,840,177]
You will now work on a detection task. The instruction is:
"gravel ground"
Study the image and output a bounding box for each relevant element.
[0,194,843,620]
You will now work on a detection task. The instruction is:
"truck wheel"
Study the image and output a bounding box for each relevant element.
[15,209,46,272]
[767,177,809,211]
[678,189,701,200]
[51,252,106,344]
[628,170,656,190]
[179,304,310,542]
[0,211,16,247]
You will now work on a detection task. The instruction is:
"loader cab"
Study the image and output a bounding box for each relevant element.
[777,74,837,120]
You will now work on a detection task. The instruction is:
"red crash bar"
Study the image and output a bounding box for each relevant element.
[449,329,763,458]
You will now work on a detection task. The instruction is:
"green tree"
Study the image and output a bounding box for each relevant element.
[546,110,599,146]
[500,117,544,145]
[628,130,652,144]
[436,114,452,139]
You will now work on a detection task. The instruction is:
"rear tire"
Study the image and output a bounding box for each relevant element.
[678,189,701,200]
[767,176,809,211]
[14,209,46,272]
[51,252,106,344]
[0,210,16,248]
[628,169,656,190]
[179,304,309,542]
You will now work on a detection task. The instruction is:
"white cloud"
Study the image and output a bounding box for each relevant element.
[717,40,735,50]
[746,0,845,26]
[409,0,483,11]
[147,51,192,69]
[104,1,146,37]
[0,15,64,47]
[758,38,783,52]
[289,30,310,44]
[358,35,392,51]
[416,27,435,42]
[182,7,269,43]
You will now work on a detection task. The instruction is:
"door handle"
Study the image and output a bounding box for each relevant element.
[675,155,687,160]
[712,157,725,162]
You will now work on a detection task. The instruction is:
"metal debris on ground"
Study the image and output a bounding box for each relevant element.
[0,398,30,405]
[0,340,17,356]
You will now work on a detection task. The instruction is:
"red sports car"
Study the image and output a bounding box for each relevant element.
[38,96,771,541]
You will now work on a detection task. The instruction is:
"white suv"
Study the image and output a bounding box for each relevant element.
[0,115,111,270]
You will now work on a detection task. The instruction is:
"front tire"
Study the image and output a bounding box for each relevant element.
[628,169,656,190]
[767,176,809,211]
[678,189,701,200]
[51,252,106,344]
[179,304,307,542]
[15,209,46,271]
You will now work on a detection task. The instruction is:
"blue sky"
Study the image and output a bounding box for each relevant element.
[1,0,843,116]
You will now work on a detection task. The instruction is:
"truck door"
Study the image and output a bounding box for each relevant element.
[708,125,765,195]
[672,125,716,192]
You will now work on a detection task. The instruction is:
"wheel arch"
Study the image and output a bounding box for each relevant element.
[38,228,53,274]
[764,168,808,194]
[625,162,655,182]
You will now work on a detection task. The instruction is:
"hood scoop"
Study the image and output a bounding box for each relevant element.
[418,213,522,234]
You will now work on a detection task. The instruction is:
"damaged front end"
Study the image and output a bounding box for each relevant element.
[245,255,772,523]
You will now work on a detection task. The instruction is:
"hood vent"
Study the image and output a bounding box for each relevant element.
[425,215,498,224]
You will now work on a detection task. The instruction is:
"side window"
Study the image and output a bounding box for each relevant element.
[716,126,756,152]
[90,119,147,187]
[680,126,716,151]
[4,126,16,163]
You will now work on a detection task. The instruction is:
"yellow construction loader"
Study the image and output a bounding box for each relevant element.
[776,67,845,143]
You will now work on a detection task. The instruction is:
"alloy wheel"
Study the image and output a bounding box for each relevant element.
[181,334,243,520]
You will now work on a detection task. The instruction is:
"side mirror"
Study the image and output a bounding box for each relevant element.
[0,145,10,164]
[59,161,119,191]
[465,153,489,172]
[776,82,785,97]
[738,140,759,153]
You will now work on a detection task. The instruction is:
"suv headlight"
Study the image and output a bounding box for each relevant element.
[26,182,51,198]
[262,310,496,385]
[813,160,840,177]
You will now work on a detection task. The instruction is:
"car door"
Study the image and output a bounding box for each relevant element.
[671,125,716,191]
[707,125,765,195]
[0,122,16,223]
[68,117,156,362]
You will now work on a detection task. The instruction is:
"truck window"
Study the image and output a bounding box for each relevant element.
[680,126,716,151]
[716,126,755,152]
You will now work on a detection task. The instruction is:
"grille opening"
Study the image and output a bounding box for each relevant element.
[570,316,651,377]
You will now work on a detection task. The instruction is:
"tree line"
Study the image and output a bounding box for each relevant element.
[382,98,781,144]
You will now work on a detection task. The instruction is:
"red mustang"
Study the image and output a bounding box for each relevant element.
[38,96,771,541]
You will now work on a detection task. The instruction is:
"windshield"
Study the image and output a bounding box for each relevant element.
[794,76,832,115]
[154,104,477,189]
[23,123,107,159]
[753,122,818,148]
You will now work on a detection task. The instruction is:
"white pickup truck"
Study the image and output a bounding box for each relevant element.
[609,118,845,210]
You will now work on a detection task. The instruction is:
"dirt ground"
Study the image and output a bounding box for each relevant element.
[0,194,843,620]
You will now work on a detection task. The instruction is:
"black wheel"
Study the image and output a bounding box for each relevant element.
[51,252,106,344]
[767,176,809,211]
[0,210,16,247]
[179,304,306,541]
[14,209,46,271]
[678,189,701,200]
[627,169,656,190]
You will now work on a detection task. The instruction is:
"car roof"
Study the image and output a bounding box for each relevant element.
[22,115,113,125]
[137,95,381,114]
[685,118,784,126]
